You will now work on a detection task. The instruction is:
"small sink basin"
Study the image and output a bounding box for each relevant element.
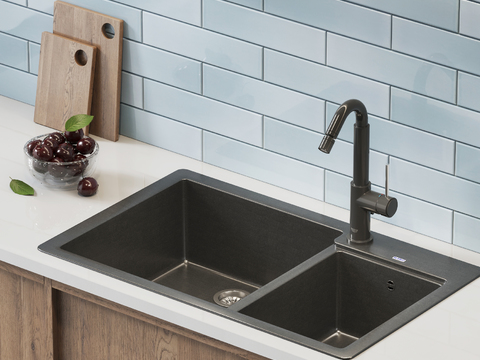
[237,246,443,351]
[39,170,480,359]
[39,170,343,307]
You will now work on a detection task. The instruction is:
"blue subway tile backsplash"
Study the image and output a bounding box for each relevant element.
[454,212,480,253]
[456,143,480,184]
[204,131,325,200]
[459,0,480,39]
[203,64,325,132]
[390,157,480,219]
[0,31,28,71]
[121,72,143,109]
[122,39,202,94]
[120,104,202,160]
[28,42,40,75]
[144,78,263,146]
[0,1,51,42]
[327,33,456,103]
[264,49,390,118]
[226,0,263,10]
[0,64,36,105]
[143,11,263,79]
[264,0,391,48]
[391,87,480,148]
[458,72,480,113]
[204,0,326,63]
[114,0,202,26]
[345,0,459,31]
[393,17,480,76]
[2,0,480,253]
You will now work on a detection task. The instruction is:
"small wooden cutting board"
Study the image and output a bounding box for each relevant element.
[53,1,124,141]
[34,32,97,132]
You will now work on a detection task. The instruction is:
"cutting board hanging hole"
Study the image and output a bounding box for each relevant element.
[102,23,115,39]
[74,49,88,66]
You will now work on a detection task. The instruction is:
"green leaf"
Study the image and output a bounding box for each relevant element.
[9,178,35,196]
[65,114,94,132]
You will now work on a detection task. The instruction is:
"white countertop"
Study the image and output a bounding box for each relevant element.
[1,95,480,360]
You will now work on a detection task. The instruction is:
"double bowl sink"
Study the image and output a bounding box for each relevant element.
[39,170,480,359]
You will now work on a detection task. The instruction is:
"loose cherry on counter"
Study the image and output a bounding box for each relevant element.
[77,177,99,197]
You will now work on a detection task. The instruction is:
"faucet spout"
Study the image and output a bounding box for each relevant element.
[319,100,368,154]
[319,99,397,244]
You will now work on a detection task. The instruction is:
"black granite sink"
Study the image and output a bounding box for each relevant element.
[39,170,480,358]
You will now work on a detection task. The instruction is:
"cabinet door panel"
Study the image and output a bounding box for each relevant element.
[54,291,179,359]
[0,265,51,360]
[53,289,269,360]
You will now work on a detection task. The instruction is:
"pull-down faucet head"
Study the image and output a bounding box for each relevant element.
[319,100,368,155]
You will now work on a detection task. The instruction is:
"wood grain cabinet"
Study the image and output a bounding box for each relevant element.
[0,261,53,360]
[0,261,268,360]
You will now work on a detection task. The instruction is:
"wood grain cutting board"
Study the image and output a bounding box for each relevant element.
[34,32,97,132]
[53,0,124,141]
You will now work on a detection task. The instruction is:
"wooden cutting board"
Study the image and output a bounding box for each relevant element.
[53,1,123,142]
[34,32,97,132]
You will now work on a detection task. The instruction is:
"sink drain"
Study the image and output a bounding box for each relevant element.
[213,289,250,307]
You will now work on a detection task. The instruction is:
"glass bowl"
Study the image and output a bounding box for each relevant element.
[24,134,99,190]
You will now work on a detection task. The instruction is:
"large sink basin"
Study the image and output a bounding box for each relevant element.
[39,170,344,308]
[39,170,480,358]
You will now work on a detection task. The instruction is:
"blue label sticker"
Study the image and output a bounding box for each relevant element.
[392,256,406,263]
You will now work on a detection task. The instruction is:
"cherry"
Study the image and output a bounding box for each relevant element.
[76,137,96,154]
[67,162,83,176]
[77,177,98,197]
[26,139,42,155]
[56,142,75,161]
[64,129,84,144]
[33,160,49,174]
[73,154,88,171]
[47,132,65,144]
[43,137,59,153]
[32,143,54,161]
[73,153,87,161]
[48,157,67,178]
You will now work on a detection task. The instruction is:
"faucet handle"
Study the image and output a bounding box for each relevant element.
[356,164,398,218]
[385,164,390,198]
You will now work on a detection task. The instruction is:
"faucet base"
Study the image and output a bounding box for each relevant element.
[348,235,373,245]
[349,181,373,243]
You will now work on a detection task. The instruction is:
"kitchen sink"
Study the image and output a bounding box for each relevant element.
[39,170,480,358]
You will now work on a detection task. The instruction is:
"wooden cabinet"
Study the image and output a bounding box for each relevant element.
[0,261,53,360]
[0,261,269,360]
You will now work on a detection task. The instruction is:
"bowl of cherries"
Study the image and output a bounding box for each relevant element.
[24,126,99,191]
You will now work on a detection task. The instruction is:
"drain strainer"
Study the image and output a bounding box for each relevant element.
[213,289,250,307]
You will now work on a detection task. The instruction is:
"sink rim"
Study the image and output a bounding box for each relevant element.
[37,169,480,359]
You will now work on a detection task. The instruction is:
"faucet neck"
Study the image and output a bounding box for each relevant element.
[353,122,370,187]
[322,99,370,186]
